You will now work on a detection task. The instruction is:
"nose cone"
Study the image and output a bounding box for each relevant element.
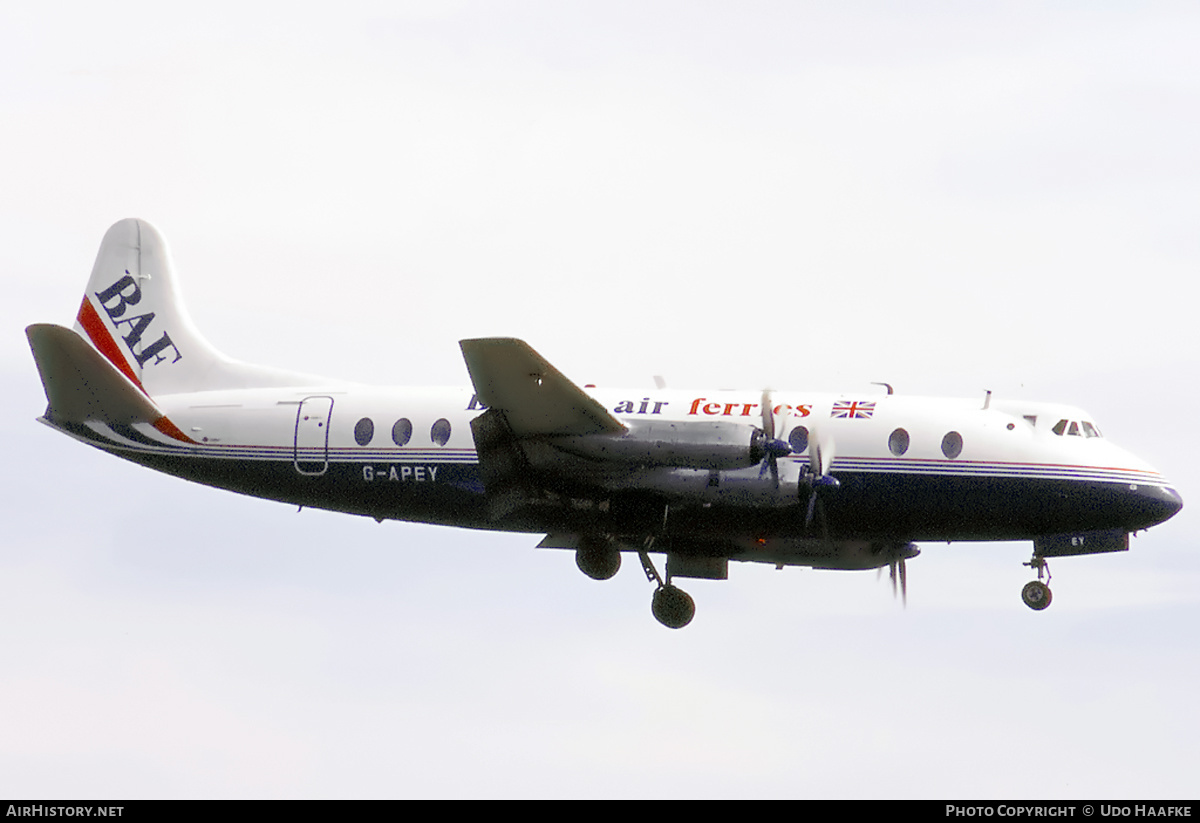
[1129,484,1183,531]
[1161,485,1184,521]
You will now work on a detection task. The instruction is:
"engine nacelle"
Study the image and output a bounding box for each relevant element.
[732,538,921,570]
[548,418,770,471]
[599,459,804,507]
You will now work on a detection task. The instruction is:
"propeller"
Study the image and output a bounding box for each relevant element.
[803,426,840,528]
[756,390,792,489]
[876,543,920,606]
[890,556,908,606]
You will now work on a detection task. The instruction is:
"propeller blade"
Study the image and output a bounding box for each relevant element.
[883,551,910,607]
[756,390,791,489]
[760,389,775,441]
[817,434,835,478]
[807,426,835,478]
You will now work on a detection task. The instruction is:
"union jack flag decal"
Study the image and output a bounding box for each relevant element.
[831,400,876,419]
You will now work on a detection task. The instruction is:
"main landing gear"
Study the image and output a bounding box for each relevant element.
[1021,554,1053,611]
[574,537,695,627]
[575,535,621,580]
[651,583,696,629]
[639,546,695,629]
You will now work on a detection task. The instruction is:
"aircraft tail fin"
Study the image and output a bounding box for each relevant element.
[70,218,321,396]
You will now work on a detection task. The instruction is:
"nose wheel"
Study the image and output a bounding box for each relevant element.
[1021,580,1053,610]
[1021,554,1053,611]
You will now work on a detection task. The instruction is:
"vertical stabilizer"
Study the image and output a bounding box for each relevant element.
[72,219,321,395]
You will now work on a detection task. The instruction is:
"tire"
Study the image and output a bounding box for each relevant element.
[575,539,621,580]
[1021,580,1053,611]
[651,585,696,629]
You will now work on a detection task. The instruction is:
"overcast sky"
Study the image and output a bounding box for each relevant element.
[3,1,1198,798]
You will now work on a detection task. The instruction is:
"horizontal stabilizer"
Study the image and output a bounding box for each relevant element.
[26,323,192,442]
[460,338,625,437]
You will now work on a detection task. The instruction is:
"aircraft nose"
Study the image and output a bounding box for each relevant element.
[1163,485,1184,520]
[1128,484,1183,530]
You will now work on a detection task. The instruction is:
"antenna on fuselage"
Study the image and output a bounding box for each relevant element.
[871,382,894,395]
[983,390,992,410]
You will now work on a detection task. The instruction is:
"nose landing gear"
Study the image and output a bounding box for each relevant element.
[1021,554,1053,611]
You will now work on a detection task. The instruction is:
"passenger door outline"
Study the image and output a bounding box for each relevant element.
[294,396,334,475]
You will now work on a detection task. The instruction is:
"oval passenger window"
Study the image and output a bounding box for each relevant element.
[354,417,374,446]
[392,418,412,447]
[941,431,963,459]
[431,418,452,446]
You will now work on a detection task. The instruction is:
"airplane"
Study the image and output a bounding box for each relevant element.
[27,219,1183,628]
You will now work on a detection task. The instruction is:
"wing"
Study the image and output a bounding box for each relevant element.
[459,338,625,521]
[458,338,774,524]
[459,338,625,437]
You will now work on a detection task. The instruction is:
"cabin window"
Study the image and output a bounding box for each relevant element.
[431,418,452,446]
[392,418,413,447]
[941,431,963,459]
[354,417,375,446]
[788,426,809,453]
[888,428,910,456]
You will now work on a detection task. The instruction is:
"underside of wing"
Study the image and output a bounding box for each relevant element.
[459,338,625,437]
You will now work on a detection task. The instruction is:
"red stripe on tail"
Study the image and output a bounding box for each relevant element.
[76,297,147,394]
[152,416,197,444]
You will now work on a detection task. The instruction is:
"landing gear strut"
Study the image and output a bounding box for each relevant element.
[638,547,695,629]
[1021,554,1053,611]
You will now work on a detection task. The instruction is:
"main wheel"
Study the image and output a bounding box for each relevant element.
[651,585,695,629]
[576,537,621,580]
[1021,580,1053,611]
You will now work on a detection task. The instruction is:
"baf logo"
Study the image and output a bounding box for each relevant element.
[95,273,182,367]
